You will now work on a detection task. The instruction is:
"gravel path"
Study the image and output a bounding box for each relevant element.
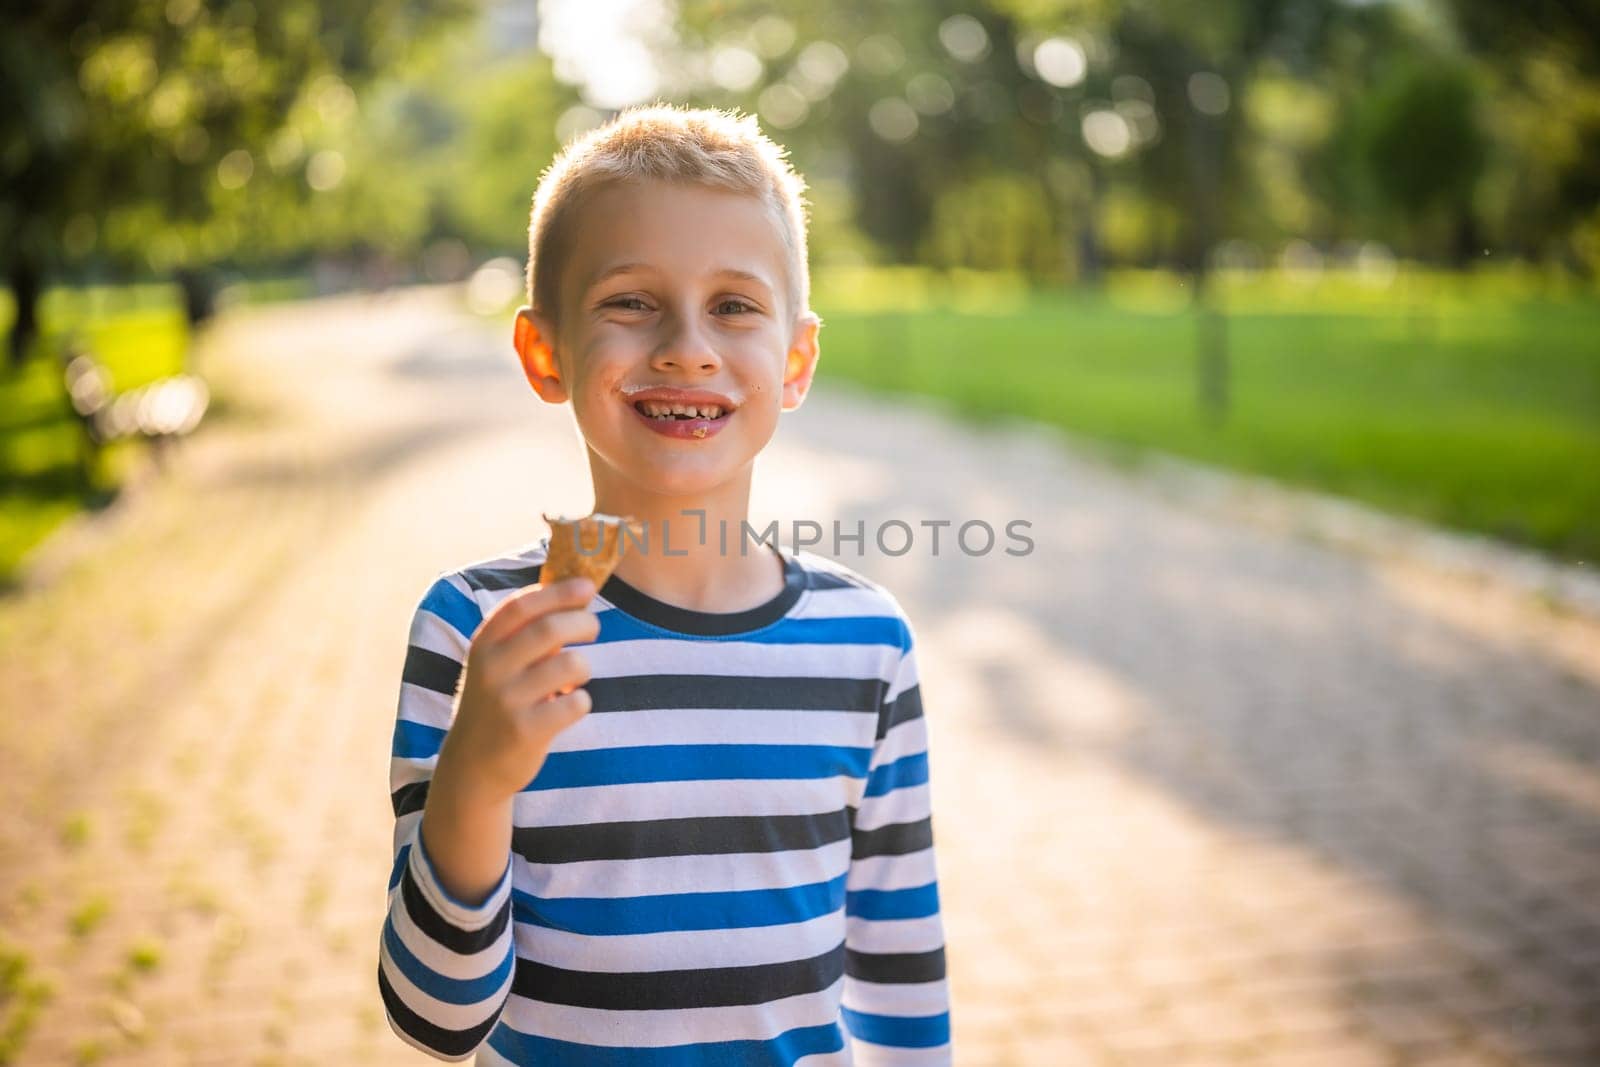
[1,288,1596,1066]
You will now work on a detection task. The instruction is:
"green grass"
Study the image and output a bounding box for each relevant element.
[0,288,190,585]
[811,266,1600,564]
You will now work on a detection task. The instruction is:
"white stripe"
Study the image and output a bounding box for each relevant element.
[794,1050,853,1067]
[395,683,454,731]
[844,914,945,956]
[546,706,873,753]
[884,650,918,704]
[789,585,897,619]
[473,1037,518,1066]
[517,839,850,898]
[391,809,424,868]
[845,848,938,892]
[852,784,930,833]
[581,638,893,682]
[411,610,472,660]
[513,775,860,827]
[842,976,950,1017]
[514,909,845,973]
[497,975,847,1047]
[390,753,440,794]
[868,717,928,773]
[459,549,542,577]
[848,1039,951,1067]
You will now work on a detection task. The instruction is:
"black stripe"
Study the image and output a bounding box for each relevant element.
[852,817,933,861]
[846,946,946,984]
[400,858,513,955]
[513,809,851,864]
[403,645,464,696]
[378,960,502,1057]
[801,567,865,591]
[598,545,806,636]
[461,564,541,592]
[879,682,923,740]
[512,941,846,1011]
[463,557,863,594]
[392,780,429,818]
[586,673,886,713]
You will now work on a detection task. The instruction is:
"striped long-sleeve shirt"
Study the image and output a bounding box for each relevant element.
[379,538,952,1065]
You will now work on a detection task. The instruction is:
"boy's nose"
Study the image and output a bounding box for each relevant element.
[650,318,721,373]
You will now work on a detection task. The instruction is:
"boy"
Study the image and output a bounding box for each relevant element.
[378,103,952,1065]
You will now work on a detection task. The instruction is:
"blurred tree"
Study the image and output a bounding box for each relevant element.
[0,0,472,370]
[923,171,1058,273]
[992,0,1328,423]
[1447,0,1600,75]
[1446,0,1600,271]
[1352,57,1488,262]
[434,55,571,253]
[671,2,1068,274]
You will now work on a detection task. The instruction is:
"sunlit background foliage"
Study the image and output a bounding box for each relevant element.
[2,0,1597,578]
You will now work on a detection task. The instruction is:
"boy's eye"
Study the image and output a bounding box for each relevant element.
[602,296,757,315]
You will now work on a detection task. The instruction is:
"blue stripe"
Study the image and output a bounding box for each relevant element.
[863,751,928,798]
[393,719,447,759]
[510,872,848,936]
[489,1018,847,1066]
[525,743,873,792]
[389,843,410,892]
[382,911,513,1006]
[597,611,908,648]
[841,1008,950,1049]
[421,577,483,641]
[845,881,941,921]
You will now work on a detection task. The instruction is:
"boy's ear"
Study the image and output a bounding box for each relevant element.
[781,311,822,412]
[513,305,568,404]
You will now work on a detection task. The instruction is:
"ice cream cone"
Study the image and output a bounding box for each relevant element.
[541,512,644,589]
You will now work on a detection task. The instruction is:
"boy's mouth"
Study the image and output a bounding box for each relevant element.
[632,400,732,422]
[622,386,740,439]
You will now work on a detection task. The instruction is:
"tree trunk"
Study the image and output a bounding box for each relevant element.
[1182,75,1228,426]
[176,267,216,328]
[1450,209,1482,269]
[1078,164,1104,287]
[7,257,42,373]
[1194,272,1229,426]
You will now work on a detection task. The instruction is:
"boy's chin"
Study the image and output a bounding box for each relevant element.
[630,466,741,498]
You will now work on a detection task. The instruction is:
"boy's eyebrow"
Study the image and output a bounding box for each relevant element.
[585,262,774,294]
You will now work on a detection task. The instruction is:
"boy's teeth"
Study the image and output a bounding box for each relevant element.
[639,401,724,419]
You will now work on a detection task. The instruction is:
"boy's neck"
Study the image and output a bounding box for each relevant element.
[588,466,787,616]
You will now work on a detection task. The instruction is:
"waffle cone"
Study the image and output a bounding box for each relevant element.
[541,512,644,589]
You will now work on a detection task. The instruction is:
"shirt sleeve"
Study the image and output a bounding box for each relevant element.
[378,572,517,1062]
[841,625,954,1065]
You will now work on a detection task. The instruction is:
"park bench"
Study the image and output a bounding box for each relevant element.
[59,340,209,481]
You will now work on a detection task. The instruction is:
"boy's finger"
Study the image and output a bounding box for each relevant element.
[498,606,601,674]
[507,645,593,710]
[477,576,595,645]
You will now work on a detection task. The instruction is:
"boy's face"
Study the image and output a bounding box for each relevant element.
[513,178,821,501]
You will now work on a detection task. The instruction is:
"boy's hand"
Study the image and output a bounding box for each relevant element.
[434,576,601,806]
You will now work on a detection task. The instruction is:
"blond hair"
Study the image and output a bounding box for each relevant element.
[526,103,811,331]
